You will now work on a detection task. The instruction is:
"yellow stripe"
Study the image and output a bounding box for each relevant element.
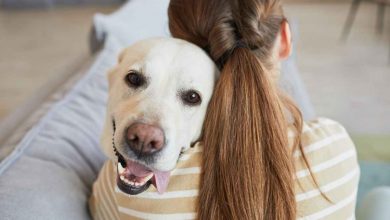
[104,162,119,220]
[95,170,114,220]
[295,149,357,180]
[295,168,359,202]
[322,200,356,220]
[297,189,357,220]
[295,153,358,193]
[294,137,354,171]
[297,183,358,218]
[176,152,202,168]
[116,193,197,214]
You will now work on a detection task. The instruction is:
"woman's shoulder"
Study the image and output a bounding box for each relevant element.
[297,117,354,150]
[302,117,349,138]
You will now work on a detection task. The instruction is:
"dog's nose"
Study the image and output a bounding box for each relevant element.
[125,123,165,156]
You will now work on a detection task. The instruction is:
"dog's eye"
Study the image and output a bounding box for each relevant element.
[181,90,202,106]
[125,71,145,88]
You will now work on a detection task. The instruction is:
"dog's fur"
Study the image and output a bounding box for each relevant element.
[101,38,218,173]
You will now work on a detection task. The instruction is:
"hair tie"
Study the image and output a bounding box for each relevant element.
[214,40,256,69]
[235,39,250,49]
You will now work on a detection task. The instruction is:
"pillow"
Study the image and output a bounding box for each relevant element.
[93,0,170,47]
[0,38,121,220]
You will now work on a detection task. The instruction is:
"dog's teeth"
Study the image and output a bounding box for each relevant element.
[122,178,135,186]
[119,173,153,187]
[140,174,153,185]
[142,173,154,183]
[117,162,125,174]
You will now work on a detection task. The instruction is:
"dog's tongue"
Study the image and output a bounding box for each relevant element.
[152,170,171,194]
[126,160,171,194]
[126,160,152,177]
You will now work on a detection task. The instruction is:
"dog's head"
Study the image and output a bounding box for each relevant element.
[101,38,218,195]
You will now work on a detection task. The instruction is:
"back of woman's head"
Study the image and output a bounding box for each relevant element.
[169,0,302,219]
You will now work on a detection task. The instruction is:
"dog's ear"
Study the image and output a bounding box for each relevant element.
[117,47,129,63]
[106,66,118,88]
[107,48,129,86]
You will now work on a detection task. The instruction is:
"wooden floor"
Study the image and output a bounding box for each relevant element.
[0,5,119,120]
[0,2,389,135]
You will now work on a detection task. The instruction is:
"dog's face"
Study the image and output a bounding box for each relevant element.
[101,38,218,195]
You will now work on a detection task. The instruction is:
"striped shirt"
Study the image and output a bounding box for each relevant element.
[89,118,360,220]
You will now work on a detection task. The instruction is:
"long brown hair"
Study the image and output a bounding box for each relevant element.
[169,0,307,219]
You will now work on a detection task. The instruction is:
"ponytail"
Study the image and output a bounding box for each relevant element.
[198,47,295,219]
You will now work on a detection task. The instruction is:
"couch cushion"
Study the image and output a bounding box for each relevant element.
[0,38,120,219]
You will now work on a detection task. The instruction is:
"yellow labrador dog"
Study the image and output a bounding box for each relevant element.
[99,38,218,195]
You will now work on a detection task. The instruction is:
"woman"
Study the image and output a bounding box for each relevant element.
[168,0,359,219]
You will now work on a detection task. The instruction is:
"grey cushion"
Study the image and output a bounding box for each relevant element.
[0,39,120,219]
[0,1,315,219]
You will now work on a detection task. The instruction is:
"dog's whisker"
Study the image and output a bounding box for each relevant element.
[111,119,127,167]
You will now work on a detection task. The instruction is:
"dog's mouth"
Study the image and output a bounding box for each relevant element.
[114,148,170,195]
[112,120,170,195]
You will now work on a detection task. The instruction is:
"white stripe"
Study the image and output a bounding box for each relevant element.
[93,191,109,220]
[118,206,196,220]
[96,203,110,220]
[288,119,339,137]
[346,215,355,220]
[302,119,339,132]
[297,189,357,220]
[296,168,359,201]
[172,167,201,175]
[295,149,356,179]
[95,176,114,220]
[115,186,198,199]
[294,133,349,158]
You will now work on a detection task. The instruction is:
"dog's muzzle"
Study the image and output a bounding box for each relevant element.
[112,120,171,195]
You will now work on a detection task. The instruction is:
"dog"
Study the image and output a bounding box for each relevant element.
[100,38,218,196]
